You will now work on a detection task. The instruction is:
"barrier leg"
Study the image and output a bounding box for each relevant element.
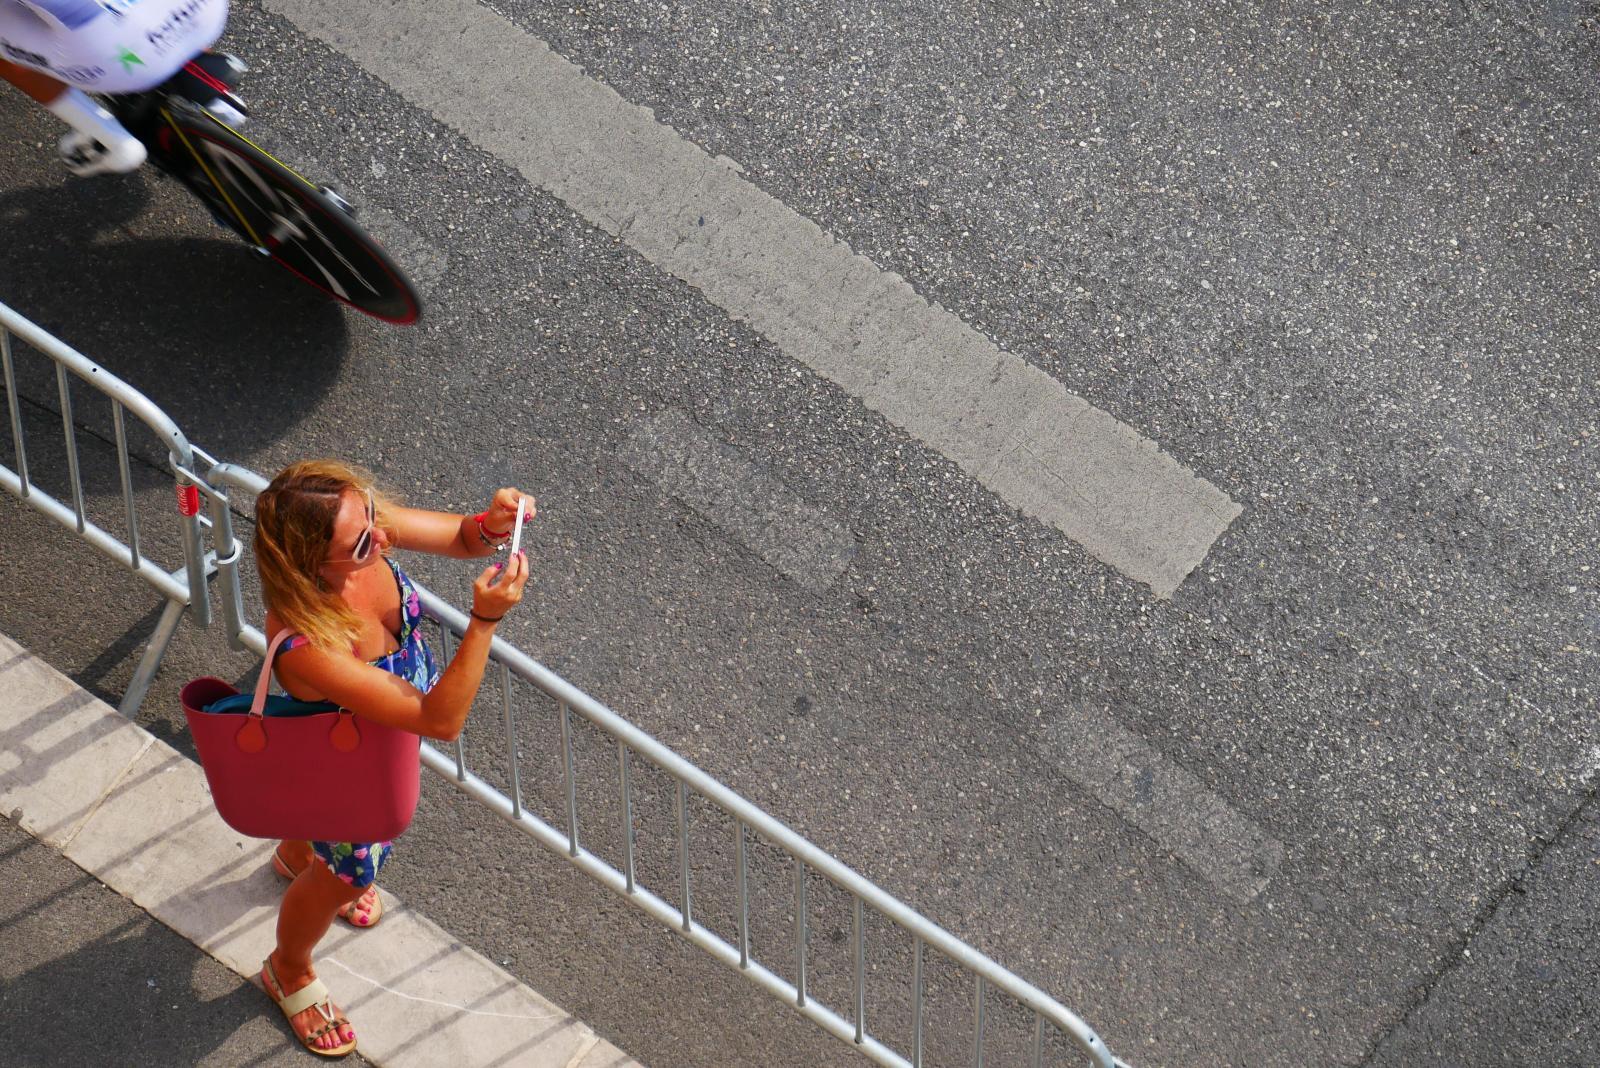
[118,598,185,718]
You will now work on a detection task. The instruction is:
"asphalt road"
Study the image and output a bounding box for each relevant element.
[1,1,1597,1066]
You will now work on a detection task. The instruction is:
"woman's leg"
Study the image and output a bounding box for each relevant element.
[276,839,383,927]
[268,859,366,1052]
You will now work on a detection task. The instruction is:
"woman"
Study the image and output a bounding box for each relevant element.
[252,459,533,1057]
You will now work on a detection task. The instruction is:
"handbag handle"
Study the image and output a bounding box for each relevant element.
[252,629,299,718]
[232,629,297,754]
[235,630,363,756]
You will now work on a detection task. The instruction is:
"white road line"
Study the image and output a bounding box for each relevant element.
[1041,707,1285,902]
[263,0,1242,596]
[620,408,858,593]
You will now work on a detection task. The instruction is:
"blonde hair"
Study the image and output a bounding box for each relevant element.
[254,459,399,650]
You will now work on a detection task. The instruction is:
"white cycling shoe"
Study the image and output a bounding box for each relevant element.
[58,131,147,177]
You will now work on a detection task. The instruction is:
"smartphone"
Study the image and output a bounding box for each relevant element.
[509,497,527,558]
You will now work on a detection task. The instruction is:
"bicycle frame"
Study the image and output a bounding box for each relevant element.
[150,103,270,246]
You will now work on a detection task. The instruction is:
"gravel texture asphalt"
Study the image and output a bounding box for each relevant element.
[0,1,1596,1065]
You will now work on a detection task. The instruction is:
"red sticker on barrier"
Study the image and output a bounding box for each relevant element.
[177,483,201,516]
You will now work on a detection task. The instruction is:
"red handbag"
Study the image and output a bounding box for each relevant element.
[181,629,422,842]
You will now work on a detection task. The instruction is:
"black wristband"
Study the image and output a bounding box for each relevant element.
[470,610,504,624]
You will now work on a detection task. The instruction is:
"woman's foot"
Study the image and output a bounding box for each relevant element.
[261,953,357,1057]
[272,843,384,928]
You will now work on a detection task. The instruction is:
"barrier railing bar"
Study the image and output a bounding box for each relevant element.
[205,487,249,652]
[677,779,693,932]
[2,314,1131,1068]
[974,974,986,1068]
[54,364,85,534]
[561,700,579,856]
[794,857,807,1007]
[407,736,915,1068]
[437,624,468,782]
[2,302,210,632]
[205,462,1127,1068]
[229,602,1113,1068]
[1033,1012,1045,1068]
[2,328,30,497]
[119,566,203,718]
[735,819,749,969]
[618,742,636,893]
[1,304,194,455]
[854,894,866,1044]
[1,464,190,602]
[111,401,141,569]
[912,936,924,1068]
[499,663,523,821]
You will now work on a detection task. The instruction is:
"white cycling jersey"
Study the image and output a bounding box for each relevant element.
[0,0,226,94]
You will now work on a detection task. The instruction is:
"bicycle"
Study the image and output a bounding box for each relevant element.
[105,57,422,326]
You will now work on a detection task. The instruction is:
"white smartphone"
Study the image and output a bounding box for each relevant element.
[509,497,527,557]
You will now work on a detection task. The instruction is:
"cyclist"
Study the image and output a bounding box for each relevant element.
[0,0,233,176]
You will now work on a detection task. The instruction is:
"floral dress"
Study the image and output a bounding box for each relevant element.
[282,558,439,887]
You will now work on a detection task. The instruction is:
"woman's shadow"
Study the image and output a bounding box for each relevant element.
[0,172,350,491]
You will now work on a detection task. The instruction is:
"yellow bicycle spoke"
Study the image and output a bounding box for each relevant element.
[162,106,265,246]
[198,108,317,190]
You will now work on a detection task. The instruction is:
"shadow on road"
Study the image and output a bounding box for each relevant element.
[0,172,349,490]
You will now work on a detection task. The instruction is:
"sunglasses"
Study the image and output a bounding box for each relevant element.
[330,487,376,564]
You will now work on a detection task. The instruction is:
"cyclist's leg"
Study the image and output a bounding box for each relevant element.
[0,6,146,174]
[0,55,63,102]
[0,55,146,175]
[2,0,229,175]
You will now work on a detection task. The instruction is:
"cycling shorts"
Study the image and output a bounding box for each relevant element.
[0,0,227,94]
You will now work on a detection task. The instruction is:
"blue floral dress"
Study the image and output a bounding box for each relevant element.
[282,557,439,888]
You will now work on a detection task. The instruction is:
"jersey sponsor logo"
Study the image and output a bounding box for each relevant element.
[142,0,212,55]
[53,61,106,82]
[1,41,50,68]
[2,39,104,82]
[117,46,143,73]
[95,0,146,16]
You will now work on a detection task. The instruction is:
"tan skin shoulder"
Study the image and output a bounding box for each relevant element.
[268,563,403,695]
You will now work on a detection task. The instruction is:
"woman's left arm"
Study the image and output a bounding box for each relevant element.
[391,487,535,558]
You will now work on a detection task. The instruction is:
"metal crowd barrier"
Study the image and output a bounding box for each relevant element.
[0,301,213,716]
[0,298,1129,1067]
[204,463,1129,1068]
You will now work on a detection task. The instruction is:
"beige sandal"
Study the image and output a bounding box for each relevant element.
[271,844,385,928]
[261,956,357,1059]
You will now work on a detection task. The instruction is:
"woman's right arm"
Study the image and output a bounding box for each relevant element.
[274,554,530,741]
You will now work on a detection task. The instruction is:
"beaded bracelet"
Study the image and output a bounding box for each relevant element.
[472,511,512,547]
[470,610,504,624]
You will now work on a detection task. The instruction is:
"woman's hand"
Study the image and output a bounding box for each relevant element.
[472,551,529,623]
[482,488,535,536]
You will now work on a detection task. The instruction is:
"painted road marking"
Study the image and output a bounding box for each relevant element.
[620,408,858,593]
[1041,707,1285,902]
[263,0,1242,596]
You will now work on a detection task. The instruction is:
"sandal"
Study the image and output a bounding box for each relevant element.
[260,956,357,1059]
[271,844,385,928]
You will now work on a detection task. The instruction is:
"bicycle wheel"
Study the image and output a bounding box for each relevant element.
[152,110,422,325]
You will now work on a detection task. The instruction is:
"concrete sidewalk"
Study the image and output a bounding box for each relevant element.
[0,632,639,1068]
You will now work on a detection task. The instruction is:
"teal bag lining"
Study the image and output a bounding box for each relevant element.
[202,692,340,718]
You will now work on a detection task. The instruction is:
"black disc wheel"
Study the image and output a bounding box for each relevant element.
[154,114,422,325]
